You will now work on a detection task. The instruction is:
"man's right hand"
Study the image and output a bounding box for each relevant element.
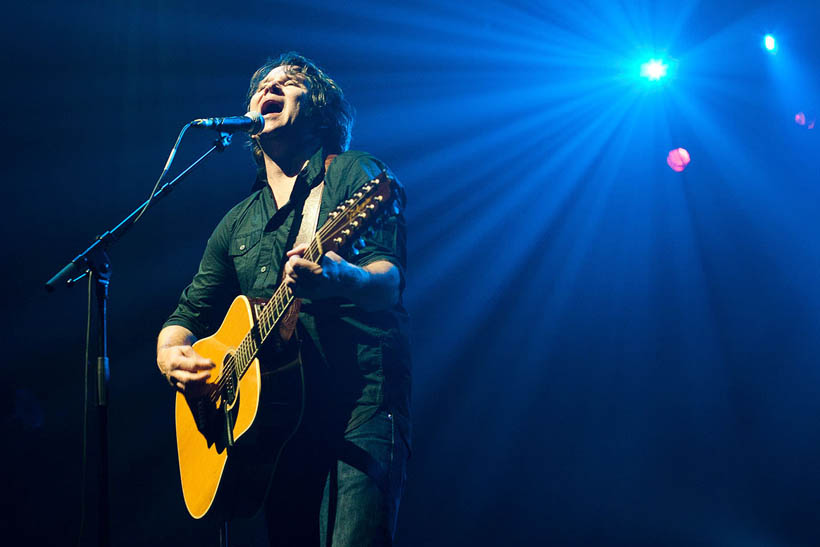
[157,345,215,398]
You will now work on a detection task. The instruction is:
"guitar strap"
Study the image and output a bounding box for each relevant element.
[277,153,337,342]
[294,154,337,249]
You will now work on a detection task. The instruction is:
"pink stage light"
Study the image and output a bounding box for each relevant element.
[796,112,816,129]
[667,148,691,172]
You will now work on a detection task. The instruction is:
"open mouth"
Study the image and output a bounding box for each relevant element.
[261,100,283,115]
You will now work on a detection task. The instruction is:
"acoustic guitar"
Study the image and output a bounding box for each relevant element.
[174,171,398,520]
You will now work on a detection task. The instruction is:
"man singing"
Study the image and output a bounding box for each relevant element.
[156,52,410,546]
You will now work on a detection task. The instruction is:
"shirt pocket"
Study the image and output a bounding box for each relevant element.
[228,230,263,291]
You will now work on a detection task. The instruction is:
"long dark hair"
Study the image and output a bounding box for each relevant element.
[246,52,354,170]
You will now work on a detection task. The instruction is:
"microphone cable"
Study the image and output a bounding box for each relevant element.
[132,122,192,226]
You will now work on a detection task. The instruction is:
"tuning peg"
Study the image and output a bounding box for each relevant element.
[351,247,360,256]
[357,237,366,248]
[392,202,400,215]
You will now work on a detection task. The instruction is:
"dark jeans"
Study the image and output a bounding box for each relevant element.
[264,409,408,546]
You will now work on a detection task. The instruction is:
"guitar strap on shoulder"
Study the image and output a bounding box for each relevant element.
[277,153,337,343]
[294,153,337,248]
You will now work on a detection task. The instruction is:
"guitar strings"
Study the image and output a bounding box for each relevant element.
[207,187,376,401]
[205,178,386,405]
[206,215,336,404]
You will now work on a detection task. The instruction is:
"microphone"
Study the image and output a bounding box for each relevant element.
[191,112,265,135]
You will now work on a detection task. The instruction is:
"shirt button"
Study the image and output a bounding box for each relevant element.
[260,266,267,273]
[239,244,246,251]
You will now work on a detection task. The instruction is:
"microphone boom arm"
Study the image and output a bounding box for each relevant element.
[45,131,233,291]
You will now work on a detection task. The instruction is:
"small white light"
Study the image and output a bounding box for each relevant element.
[640,59,668,81]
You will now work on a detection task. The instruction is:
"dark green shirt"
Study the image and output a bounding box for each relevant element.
[163,148,410,442]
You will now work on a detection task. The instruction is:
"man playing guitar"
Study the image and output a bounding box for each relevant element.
[156,52,410,546]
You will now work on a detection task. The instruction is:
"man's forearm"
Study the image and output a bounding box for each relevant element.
[157,325,197,355]
[284,249,403,312]
[347,260,401,312]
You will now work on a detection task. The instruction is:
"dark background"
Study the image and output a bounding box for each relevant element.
[4,0,820,545]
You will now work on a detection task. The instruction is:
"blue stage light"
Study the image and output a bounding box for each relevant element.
[764,34,777,53]
[640,59,668,81]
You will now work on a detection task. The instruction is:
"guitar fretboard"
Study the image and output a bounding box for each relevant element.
[208,173,392,403]
[228,242,321,381]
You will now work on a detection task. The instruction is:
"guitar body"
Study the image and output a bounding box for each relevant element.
[175,295,304,520]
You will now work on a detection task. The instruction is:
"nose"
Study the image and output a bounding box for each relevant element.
[261,81,284,95]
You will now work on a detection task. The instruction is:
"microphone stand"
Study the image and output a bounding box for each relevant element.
[45,131,234,547]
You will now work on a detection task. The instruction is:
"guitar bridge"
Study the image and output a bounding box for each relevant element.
[223,399,235,447]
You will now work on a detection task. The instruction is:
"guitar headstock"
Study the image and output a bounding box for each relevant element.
[316,171,398,256]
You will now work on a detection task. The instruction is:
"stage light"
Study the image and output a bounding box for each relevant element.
[667,148,691,172]
[796,112,816,130]
[763,34,777,53]
[640,59,668,81]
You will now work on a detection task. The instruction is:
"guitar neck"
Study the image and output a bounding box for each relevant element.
[225,172,394,383]
[231,238,324,380]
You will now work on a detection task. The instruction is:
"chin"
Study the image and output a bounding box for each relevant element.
[256,127,283,140]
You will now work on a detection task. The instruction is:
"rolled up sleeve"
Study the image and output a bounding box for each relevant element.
[341,154,408,290]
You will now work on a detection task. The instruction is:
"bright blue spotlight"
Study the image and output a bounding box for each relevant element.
[640,59,668,81]
[764,34,777,53]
